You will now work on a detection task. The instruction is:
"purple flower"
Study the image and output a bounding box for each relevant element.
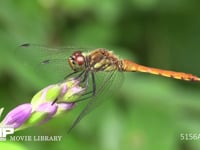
[55,103,75,116]
[34,102,58,124]
[0,78,86,131]
[57,103,75,111]
[1,103,32,128]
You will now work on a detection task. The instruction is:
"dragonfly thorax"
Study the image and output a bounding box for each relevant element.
[88,49,121,72]
[68,51,86,72]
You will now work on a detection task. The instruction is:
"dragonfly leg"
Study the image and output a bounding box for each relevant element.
[79,70,96,96]
[64,71,79,79]
[71,94,93,103]
[51,98,58,105]
[81,70,89,83]
[70,72,97,103]
[51,90,94,105]
[51,71,86,105]
[72,72,95,103]
[75,71,86,80]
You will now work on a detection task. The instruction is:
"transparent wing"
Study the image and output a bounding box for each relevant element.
[15,43,88,83]
[68,70,124,132]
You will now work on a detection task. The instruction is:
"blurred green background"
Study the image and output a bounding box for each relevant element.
[1,0,200,150]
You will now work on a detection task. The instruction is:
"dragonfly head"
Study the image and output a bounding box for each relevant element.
[68,51,86,72]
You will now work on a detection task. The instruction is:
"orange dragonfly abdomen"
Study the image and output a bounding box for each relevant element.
[121,59,200,82]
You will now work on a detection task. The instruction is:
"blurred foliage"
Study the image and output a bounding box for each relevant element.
[1,0,200,150]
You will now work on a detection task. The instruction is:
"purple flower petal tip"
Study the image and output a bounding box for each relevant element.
[34,102,58,124]
[71,86,85,95]
[57,103,75,111]
[61,84,68,95]
[1,103,32,128]
[35,102,58,116]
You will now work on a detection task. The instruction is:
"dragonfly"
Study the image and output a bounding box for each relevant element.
[19,43,200,131]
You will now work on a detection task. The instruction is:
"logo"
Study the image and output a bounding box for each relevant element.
[0,126,14,141]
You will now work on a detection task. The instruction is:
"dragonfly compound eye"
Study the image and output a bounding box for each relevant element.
[76,56,85,66]
[72,51,85,66]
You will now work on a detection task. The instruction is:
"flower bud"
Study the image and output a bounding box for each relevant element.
[0,104,32,128]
